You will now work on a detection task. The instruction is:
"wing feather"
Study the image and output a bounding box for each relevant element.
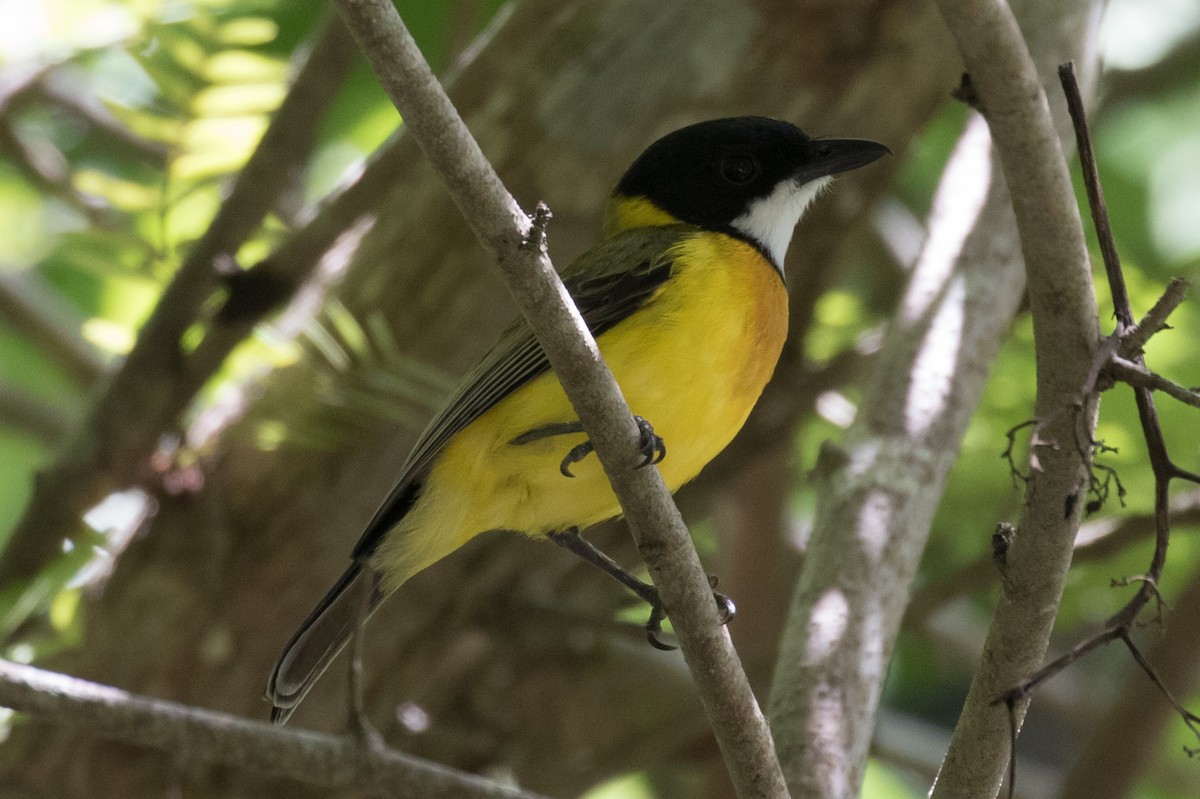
[353,224,689,558]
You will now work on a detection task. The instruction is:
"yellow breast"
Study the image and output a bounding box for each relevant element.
[375,231,788,588]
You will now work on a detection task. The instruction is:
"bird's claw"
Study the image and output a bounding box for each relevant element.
[559,441,594,478]
[634,416,666,468]
[643,577,736,651]
[645,600,675,650]
[707,574,737,626]
[558,416,665,478]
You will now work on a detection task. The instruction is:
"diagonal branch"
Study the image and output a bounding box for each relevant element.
[0,269,106,387]
[331,2,786,797]
[0,660,545,799]
[1107,356,1200,410]
[1119,276,1189,358]
[1058,557,1200,798]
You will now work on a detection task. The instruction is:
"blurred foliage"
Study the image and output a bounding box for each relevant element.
[0,0,1198,797]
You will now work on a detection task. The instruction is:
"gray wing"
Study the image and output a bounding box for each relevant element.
[352,224,689,558]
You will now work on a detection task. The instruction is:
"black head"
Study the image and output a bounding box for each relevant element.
[610,117,889,267]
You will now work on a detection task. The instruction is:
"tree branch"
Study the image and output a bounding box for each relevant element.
[980,61,1200,787]
[331,2,786,796]
[904,489,1200,629]
[1107,357,1200,409]
[0,269,105,387]
[0,17,358,587]
[1058,557,1200,798]
[768,110,1029,798]
[0,113,118,228]
[929,0,1101,796]
[768,0,1099,791]
[0,660,545,799]
[1119,276,1190,358]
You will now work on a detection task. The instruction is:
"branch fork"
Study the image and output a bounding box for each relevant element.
[987,65,1200,793]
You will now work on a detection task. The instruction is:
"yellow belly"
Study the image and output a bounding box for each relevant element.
[375,232,788,588]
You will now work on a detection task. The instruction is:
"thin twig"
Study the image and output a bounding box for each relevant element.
[0,660,545,799]
[999,627,1124,702]
[1119,632,1200,742]
[1107,357,1200,410]
[1120,277,1190,358]
[990,62,1200,790]
[1059,69,1130,330]
[1001,419,1038,485]
[331,2,787,796]
[903,490,1200,630]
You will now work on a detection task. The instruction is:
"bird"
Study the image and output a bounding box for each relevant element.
[267,116,889,724]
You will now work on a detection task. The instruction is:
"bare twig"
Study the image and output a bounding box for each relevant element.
[1120,277,1190,358]
[1058,562,1200,798]
[0,660,545,799]
[990,61,1200,756]
[1001,419,1038,485]
[331,2,786,796]
[904,489,1200,629]
[1107,357,1200,410]
[0,17,358,587]
[1119,633,1200,741]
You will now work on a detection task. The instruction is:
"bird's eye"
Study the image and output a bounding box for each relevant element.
[718,153,761,185]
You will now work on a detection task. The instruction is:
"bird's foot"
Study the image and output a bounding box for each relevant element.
[633,416,666,468]
[547,528,732,650]
[559,416,665,477]
[643,576,736,651]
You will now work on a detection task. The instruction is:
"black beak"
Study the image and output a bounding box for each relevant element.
[797,138,891,184]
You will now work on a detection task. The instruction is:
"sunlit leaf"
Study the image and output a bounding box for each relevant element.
[81,317,136,354]
[217,16,279,46]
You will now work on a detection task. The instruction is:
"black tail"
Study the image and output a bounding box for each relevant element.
[265,562,383,724]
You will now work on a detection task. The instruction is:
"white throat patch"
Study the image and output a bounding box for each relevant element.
[730,176,831,272]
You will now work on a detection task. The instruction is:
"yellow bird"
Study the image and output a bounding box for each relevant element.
[268,117,888,722]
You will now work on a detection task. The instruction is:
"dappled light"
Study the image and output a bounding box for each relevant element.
[1,1,1199,798]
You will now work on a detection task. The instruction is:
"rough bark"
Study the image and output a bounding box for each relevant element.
[0,661,548,799]
[769,113,1027,799]
[767,1,1100,795]
[929,0,1103,794]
